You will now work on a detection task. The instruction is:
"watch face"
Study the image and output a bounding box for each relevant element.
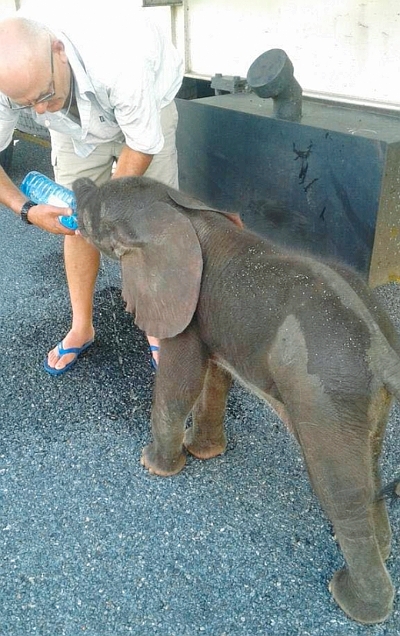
[21,201,35,224]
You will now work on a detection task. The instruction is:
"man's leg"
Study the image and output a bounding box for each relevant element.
[145,100,179,188]
[46,236,100,371]
[47,101,179,372]
[46,133,115,372]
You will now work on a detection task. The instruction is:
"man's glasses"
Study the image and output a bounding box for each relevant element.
[7,38,55,110]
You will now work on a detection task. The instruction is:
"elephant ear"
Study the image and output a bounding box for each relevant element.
[168,188,243,229]
[120,202,203,339]
[73,177,101,238]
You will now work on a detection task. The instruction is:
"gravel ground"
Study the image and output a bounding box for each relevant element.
[0,137,399,636]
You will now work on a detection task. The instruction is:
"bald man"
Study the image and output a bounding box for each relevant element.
[0,14,183,374]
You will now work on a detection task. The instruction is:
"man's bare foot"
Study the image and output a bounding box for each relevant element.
[147,335,160,369]
[46,329,95,373]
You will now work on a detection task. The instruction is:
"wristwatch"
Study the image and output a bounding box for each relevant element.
[20,200,36,225]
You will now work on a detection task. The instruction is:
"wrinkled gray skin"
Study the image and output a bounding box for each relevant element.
[74,175,400,625]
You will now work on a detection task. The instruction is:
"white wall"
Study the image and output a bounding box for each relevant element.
[2,0,400,109]
[174,0,400,110]
[0,0,18,17]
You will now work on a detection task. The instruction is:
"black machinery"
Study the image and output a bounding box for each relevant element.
[176,49,400,286]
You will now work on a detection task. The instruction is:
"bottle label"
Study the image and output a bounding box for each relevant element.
[47,194,69,208]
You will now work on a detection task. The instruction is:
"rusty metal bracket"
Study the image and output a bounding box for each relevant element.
[210,74,248,95]
[142,0,182,6]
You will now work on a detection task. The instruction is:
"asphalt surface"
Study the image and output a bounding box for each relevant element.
[0,137,399,636]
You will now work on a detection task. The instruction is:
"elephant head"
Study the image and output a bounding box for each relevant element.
[74,176,242,339]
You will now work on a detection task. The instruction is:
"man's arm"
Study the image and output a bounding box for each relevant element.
[112,145,153,179]
[0,163,33,213]
[0,165,75,234]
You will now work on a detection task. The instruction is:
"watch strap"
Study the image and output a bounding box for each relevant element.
[20,200,36,225]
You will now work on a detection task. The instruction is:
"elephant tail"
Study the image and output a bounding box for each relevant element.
[375,349,400,504]
[381,350,400,401]
[376,477,400,502]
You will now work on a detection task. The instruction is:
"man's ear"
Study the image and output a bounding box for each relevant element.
[52,38,68,64]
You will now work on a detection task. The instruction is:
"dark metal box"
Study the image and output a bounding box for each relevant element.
[176,94,400,286]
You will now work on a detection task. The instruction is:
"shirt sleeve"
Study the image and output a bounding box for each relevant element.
[110,61,164,156]
[0,97,19,152]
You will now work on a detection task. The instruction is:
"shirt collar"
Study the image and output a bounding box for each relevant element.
[57,31,94,97]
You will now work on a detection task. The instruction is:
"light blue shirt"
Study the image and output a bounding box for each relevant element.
[0,9,184,157]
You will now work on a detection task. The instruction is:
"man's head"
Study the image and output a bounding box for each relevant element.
[0,17,71,114]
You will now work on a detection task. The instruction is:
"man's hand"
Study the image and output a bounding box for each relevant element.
[112,146,153,179]
[25,203,77,235]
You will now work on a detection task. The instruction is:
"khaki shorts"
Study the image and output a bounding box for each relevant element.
[50,100,179,189]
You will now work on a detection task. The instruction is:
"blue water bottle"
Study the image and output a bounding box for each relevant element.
[20,171,78,230]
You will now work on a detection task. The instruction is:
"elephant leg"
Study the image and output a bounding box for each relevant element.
[296,417,394,625]
[369,389,393,562]
[184,360,232,459]
[140,330,208,477]
[373,496,391,563]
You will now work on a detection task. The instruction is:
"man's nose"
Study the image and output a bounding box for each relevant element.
[33,102,49,115]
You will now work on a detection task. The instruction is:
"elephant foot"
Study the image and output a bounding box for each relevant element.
[329,568,394,624]
[183,426,226,460]
[140,443,186,476]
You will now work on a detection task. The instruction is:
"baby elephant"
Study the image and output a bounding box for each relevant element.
[74,175,400,625]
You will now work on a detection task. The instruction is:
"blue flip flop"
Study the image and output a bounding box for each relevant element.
[149,345,160,370]
[43,339,94,376]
